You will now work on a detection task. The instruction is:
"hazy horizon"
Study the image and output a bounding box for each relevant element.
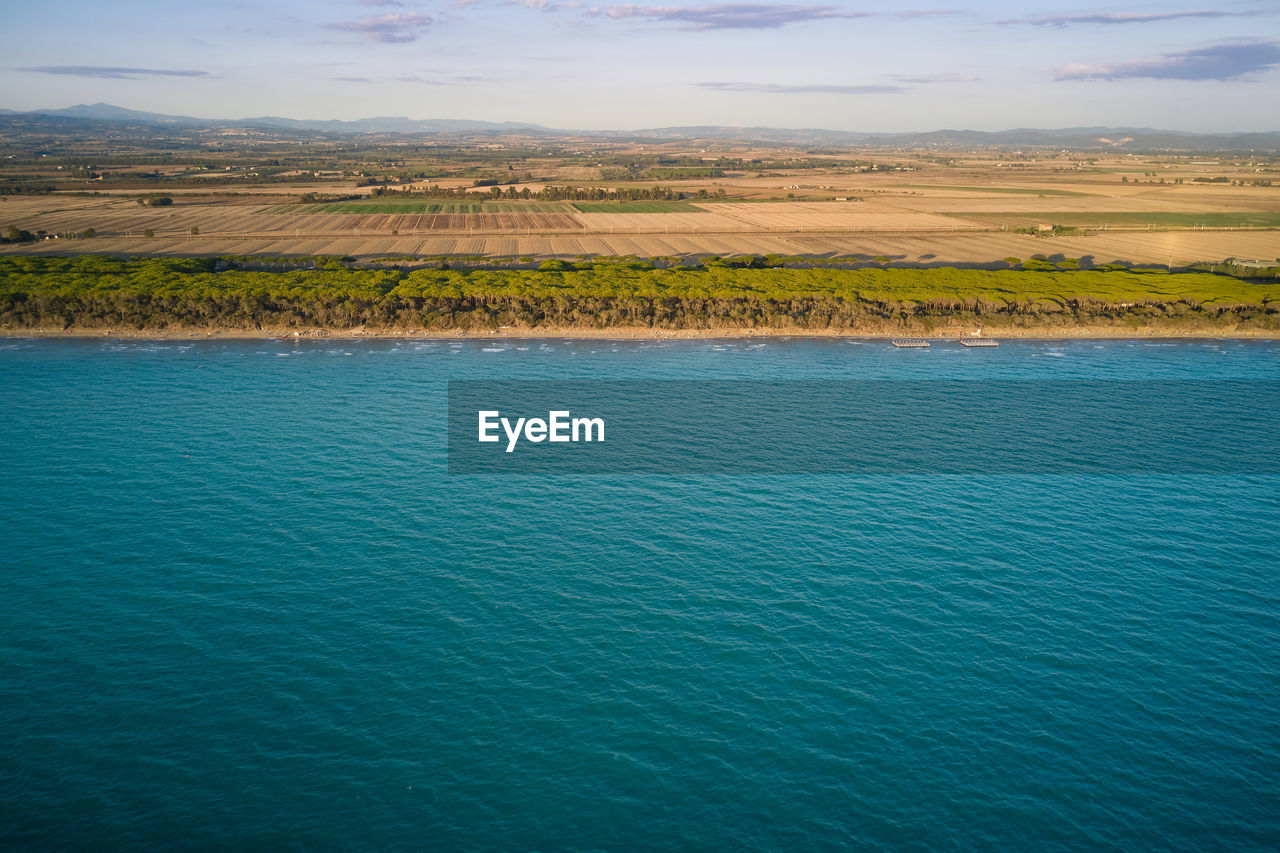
[5,1,1280,134]
[10,101,1280,137]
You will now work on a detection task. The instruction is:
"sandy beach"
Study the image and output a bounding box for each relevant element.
[4,324,1277,341]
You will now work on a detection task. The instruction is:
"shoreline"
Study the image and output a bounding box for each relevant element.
[4,325,1277,341]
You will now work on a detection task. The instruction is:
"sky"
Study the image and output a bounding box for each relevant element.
[4,0,1280,132]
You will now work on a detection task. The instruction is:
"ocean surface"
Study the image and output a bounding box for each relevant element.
[1,336,1278,850]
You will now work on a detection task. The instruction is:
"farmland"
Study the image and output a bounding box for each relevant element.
[280,201,575,214]
[2,129,1276,269]
[942,211,1280,229]
[890,185,1096,197]
[572,201,704,213]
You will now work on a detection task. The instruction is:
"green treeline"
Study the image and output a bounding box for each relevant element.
[1,255,1275,333]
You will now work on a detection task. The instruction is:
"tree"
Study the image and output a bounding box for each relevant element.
[189,226,199,235]
[143,228,155,238]
[82,227,96,238]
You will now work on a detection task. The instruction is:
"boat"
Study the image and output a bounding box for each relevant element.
[959,338,999,347]
[891,339,930,348]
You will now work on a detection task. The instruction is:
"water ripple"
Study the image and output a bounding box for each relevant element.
[1,338,1277,849]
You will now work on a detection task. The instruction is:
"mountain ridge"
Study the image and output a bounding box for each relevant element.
[3,103,1278,149]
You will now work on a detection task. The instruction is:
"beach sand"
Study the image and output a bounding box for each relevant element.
[4,324,1277,341]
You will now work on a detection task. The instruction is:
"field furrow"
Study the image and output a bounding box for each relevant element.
[10,229,1274,267]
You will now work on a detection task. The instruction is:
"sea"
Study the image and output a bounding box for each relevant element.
[1,335,1277,850]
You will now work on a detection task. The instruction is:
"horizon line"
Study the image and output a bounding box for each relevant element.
[2,104,1278,137]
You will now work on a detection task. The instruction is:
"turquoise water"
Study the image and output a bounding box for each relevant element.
[2,337,1278,849]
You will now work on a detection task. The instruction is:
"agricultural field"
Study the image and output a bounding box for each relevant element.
[277,201,574,214]
[894,185,1278,216]
[571,201,703,213]
[941,211,1280,229]
[691,201,976,232]
[8,230,1277,271]
[889,185,1096,197]
[2,135,1276,267]
[572,210,749,234]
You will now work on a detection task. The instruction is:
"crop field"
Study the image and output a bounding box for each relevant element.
[898,195,1189,215]
[572,210,751,233]
[693,202,977,232]
[0,197,286,239]
[889,184,1096,197]
[571,201,704,213]
[940,211,1280,229]
[310,203,431,214]
[2,142,1275,270]
[5,189,1276,269]
[887,187,1280,217]
[275,201,574,214]
[768,230,1280,267]
[11,229,1278,270]
[277,211,584,232]
[409,213,582,230]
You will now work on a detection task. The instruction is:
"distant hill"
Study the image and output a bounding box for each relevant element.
[860,127,1280,150]
[237,115,552,134]
[615,125,875,145]
[624,125,1280,150]
[32,103,201,124]
[4,103,551,135]
[1,104,1277,151]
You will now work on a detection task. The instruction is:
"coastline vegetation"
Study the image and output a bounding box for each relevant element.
[1,255,1275,334]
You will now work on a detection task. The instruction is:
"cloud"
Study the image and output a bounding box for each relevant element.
[893,9,959,17]
[697,81,907,93]
[504,0,583,9]
[1004,10,1252,26]
[323,72,489,85]
[394,73,488,84]
[1056,40,1280,81]
[886,72,977,83]
[358,0,405,5]
[591,4,869,29]
[326,13,434,42]
[19,65,212,80]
